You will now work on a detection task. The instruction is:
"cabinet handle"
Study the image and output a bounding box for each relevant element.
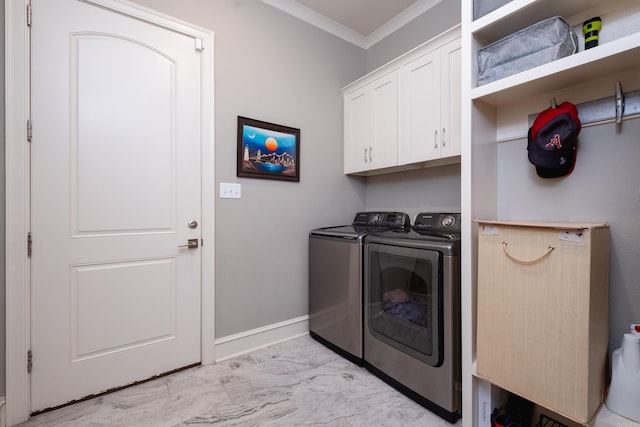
[442,128,446,147]
[369,147,373,162]
[502,241,555,265]
[434,130,439,149]
[364,148,368,162]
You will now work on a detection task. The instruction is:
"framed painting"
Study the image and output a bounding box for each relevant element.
[237,116,300,182]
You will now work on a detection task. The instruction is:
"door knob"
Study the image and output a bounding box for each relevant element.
[188,219,198,229]
[178,239,199,249]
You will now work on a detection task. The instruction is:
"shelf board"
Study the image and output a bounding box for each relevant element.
[471,0,603,41]
[470,33,640,107]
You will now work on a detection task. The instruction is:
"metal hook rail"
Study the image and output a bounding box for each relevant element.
[528,81,640,127]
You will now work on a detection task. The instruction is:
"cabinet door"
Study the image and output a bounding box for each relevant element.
[399,49,441,164]
[440,38,461,158]
[344,86,370,174]
[369,71,399,170]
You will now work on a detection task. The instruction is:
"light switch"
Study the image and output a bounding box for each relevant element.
[220,182,241,199]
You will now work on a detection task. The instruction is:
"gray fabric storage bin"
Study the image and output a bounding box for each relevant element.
[474,0,512,20]
[477,16,578,86]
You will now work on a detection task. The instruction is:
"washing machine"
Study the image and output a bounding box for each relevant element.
[308,212,410,365]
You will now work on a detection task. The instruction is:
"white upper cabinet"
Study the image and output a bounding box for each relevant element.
[344,70,400,175]
[343,26,461,176]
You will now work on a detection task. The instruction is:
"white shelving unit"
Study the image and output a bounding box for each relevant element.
[460,0,640,426]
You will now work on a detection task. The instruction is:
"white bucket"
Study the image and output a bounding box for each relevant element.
[606,324,640,423]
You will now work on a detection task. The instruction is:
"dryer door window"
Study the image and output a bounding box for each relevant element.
[367,243,443,366]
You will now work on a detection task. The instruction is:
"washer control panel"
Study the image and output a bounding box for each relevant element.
[352,211,410,230]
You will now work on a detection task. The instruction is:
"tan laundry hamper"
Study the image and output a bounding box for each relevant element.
[475,220,609,424]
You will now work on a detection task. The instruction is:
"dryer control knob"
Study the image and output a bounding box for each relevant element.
[442,215,456,228]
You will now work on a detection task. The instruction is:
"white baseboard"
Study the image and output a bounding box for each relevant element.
[0,396,5,427]
[213,315,309,363]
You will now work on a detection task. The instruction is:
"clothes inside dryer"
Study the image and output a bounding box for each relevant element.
[368,246,441,366]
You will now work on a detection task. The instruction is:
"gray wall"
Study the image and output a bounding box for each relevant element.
[364,165,461,218]
[129,0,367,337]
[364,0,461,73]
[127,0,464,340]
[498,120,640,351]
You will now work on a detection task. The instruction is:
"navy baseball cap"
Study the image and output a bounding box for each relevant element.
[527,101,581,178]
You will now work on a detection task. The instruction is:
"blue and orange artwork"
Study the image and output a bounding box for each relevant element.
[241,124,297,176]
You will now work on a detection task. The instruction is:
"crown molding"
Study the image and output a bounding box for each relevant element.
[364,0,444,48]
[261,0,367,47]
[261,0,443,49]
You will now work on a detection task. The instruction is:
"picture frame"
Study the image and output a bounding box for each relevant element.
[237,116,300,182]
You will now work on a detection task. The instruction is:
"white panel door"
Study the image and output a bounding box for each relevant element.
[369,71,399,170]
[440,38,462,158]
[400,49,441,163]
[344,86,370,174]
[30,0,202,412]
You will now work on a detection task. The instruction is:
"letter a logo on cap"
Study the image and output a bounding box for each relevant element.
[545,134,562,149]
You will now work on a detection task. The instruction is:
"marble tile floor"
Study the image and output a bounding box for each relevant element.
[17,334,462,427]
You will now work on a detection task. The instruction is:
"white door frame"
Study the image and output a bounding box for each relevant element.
[5,0,215,424]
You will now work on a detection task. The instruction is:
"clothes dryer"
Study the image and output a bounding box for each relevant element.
[364,212,461,422]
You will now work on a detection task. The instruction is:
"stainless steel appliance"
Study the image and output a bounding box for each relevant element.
[364,212,461,422]
[309,212,410,365]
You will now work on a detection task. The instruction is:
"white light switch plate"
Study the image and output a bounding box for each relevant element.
[220,182,241,199]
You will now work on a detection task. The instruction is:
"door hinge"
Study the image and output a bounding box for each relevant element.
[27,3,32,27]
[27,119,33,142]
[195,38,204,52]
[27,350,33,373]
[27,232,33,257]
